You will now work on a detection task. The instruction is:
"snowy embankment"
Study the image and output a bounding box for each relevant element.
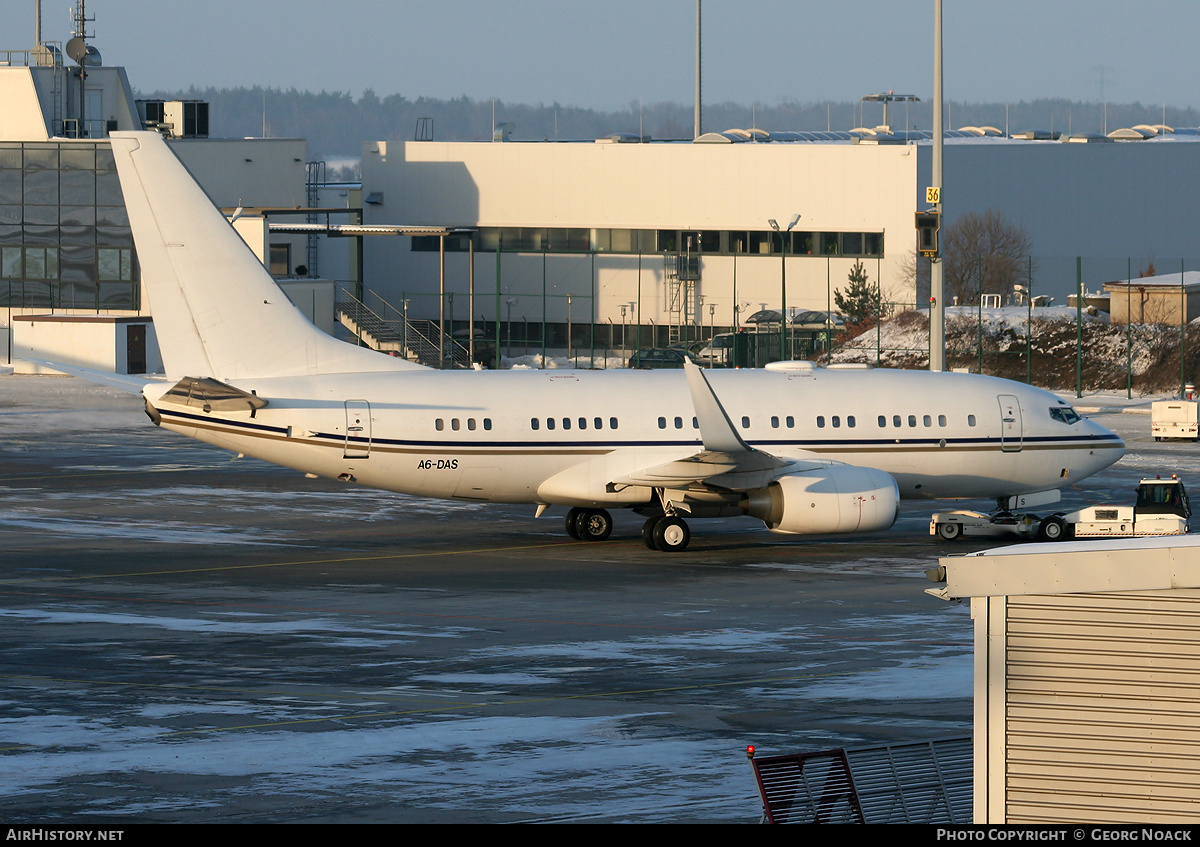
[832,306,1198,393]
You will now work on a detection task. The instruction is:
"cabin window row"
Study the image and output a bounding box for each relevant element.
[435,417,492,431]
[815,415,856,429]
[658,416,699,430]
[531,417,620,431]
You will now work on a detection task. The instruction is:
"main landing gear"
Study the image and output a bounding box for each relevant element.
[565,507,613,542]
[563,507,692,551]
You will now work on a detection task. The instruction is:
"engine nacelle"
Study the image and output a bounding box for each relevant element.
[744,466,899,535]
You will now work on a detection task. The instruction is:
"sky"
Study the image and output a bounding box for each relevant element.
[9,0,1200,110]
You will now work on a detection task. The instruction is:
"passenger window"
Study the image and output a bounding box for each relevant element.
[832,416,841,428]
[658,417,666,429]
[908,415,917,427]
[771,416,780,428]
[817,416,825,428]
[610,417,618,430]
[938,415,946,427]
[968,414,976,427]
[786,416,794,428]
[436,418,444,431]
[467,418,476,431]
[484,419,492,431]
[847,416,855,428]
[923,415,931,427]
[741,416,750,428]
[547,418,556,430]
[674,416,683,429]
[878,415,886,427]
[693,417,698,429]
[578,417,587,430]
[893,415,901,427]
[451,418,461,431]
[562,418,571,430]
[594,417,603,430]
[531,418,539,430]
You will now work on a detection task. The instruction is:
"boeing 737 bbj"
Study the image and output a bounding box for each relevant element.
[58,132,1125,551]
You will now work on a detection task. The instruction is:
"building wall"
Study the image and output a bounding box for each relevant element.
[361,140,918,329]
[932,139,1200,292]
[973,588,1200,824]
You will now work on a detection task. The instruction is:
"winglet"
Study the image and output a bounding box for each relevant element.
[684,360,754,453]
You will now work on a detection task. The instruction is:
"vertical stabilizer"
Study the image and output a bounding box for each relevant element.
[109,131,423,379]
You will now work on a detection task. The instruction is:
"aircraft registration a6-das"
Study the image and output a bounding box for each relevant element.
[79,132,1124,552]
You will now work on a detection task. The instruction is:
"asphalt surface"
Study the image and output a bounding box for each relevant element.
[0,375,1179,823]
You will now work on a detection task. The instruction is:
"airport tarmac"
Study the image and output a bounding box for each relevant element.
[0,375,1185,823]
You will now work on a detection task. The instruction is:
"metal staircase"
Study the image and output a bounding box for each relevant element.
[335,288,471,368]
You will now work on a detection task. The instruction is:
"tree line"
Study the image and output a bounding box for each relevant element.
[137,85,1200,161]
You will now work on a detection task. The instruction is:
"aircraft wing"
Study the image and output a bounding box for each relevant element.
[611,362,829,492]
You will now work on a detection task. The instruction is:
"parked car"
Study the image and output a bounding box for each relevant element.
[628,347,697,369]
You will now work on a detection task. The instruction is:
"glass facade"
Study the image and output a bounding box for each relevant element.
[0,141,138,309]
[416,225,884,258]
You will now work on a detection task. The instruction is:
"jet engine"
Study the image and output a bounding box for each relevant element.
[743,466,899,535]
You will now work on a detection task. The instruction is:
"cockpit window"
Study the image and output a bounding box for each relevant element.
[1049,406,1081,425]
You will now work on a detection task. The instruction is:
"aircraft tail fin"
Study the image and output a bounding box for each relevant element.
[109,131,424,380]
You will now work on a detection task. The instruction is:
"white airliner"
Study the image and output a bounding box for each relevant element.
[64,131,1125,551]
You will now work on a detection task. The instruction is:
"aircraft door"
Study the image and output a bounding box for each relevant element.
[998,394,1023,452]
[344,400,372,459]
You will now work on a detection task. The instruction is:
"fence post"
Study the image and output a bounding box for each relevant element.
[1075,257,1083,398]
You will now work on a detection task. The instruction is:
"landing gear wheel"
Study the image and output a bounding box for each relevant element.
[937,521,963,541]
[642,516,661,550]
[574,508,613,542]
[565,507,582,540]
[652,516,690,552]
[1037,515,1067,542]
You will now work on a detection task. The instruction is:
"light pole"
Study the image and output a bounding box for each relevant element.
[768,214,800,362]
[708,303,716,368]
[505,297,516,360]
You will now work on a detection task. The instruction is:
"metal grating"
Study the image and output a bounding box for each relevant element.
[750,736,972,824]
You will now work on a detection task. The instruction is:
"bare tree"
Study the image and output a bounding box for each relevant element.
[941,210,1033,305]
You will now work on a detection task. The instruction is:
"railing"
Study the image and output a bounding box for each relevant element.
[335,287,471,368]
[749,736,972,824]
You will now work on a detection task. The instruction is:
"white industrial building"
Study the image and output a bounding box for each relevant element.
[359,129,1200,356]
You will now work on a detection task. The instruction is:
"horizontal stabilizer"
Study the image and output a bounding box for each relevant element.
[159,376,268,413]
[21,359,156,395]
